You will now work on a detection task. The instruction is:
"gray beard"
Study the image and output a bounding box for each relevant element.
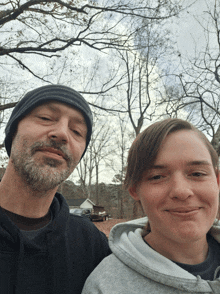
[11,140,78,193]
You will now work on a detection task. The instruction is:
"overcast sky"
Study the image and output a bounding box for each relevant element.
[175,0,210,56]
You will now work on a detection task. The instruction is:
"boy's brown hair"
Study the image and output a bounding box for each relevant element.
[124,118,219,190]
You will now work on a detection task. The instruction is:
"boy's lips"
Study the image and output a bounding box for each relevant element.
[166,207,201,214]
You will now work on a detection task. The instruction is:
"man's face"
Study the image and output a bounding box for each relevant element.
[10,101,87,192]
[129,130,219,247]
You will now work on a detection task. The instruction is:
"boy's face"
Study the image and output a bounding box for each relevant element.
[129,130,219,247]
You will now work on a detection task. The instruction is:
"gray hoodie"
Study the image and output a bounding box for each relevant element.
[82,217,220,293]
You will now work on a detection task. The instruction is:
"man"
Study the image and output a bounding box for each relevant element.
[0,85,111,294]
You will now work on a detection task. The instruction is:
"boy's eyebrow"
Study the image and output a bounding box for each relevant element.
[151,160,212,169]
[148,165,168,172]
[151,165,166,169]
[187,160,212,166]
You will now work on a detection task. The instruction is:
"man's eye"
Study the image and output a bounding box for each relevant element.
[72,129,82,136]
[39,116,51,121]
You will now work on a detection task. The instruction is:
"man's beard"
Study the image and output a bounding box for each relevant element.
[11,137,78,193]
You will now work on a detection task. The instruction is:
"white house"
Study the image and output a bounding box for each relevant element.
[66,198,95,211]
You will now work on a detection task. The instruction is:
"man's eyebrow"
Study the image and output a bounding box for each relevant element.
[35,104,62,114]
[38,104,86,125]
[73,117,87,126]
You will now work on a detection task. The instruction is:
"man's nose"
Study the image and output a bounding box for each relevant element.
[169,174,193,200]
[48,119,69,143]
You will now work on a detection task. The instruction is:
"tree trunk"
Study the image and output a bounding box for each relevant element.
[211,124,220,156]
[95,164,99,205]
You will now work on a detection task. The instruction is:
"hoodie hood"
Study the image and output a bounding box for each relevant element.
[108,217,220,292]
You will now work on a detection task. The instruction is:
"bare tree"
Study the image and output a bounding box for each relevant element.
[0,0,187,193]
[110,15,175,137]
[73,113,114,203]
[0,0,181,78]
[90,117,113,205]
[0,0,182,147]
[111,115,134,218]
[158,0,220,154]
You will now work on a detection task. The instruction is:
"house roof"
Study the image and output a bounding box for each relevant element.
[66,198,95,207]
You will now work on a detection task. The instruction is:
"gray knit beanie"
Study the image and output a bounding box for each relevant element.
[4,84,93,158]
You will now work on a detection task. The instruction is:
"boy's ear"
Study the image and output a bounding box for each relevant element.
[217,172,220,187]
[128,185,140,201]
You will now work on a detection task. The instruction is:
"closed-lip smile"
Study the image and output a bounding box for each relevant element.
[37,147,66,160]
[166,207,201,213]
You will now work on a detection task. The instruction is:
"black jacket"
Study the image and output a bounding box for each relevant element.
[0,193,111,293]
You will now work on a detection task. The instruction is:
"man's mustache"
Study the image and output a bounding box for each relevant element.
[30,140,73,163]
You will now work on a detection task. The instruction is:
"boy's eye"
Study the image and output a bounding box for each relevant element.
[152,175,162,180]
[149,174,164,181]
[191,172,205,177]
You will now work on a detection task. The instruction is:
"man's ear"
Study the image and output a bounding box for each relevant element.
[128,185,140,201]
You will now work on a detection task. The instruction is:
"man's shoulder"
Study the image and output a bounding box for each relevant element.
[67,213,111,255]
[68,213,93,227]
[67,213,107,239]
[53,193,109,245]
